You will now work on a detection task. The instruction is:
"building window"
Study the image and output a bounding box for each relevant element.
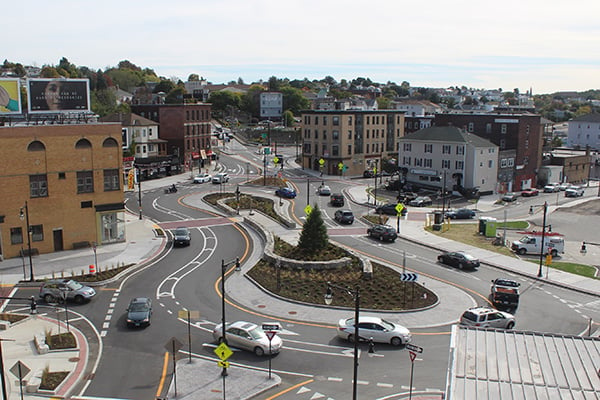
[304,143,311,154]
[30,174,48,198]
[323,116,328,125]
[333,116,339,126]
[403,143,412,152]
[27,140,46,151]
[507,158,515,167]
[58,172,66,179]
[314,116,318,124]
[486,123,492,134]
[323,131,327,140]
[348,116,352,125]
[347,144,352,155]
[332,145,339,156]
[500,158,507,168]
[104,169,120,191]
[75,138,92,149]
[31,225,43,242]
[424,159,432,168]
[500,139,506,149]
[456,145,464,155]
[77,171,94,193]
[455,160,464,170]
[332,130,339,140]
[314,130,318,139]
[488,160,493,168]
[366,144,369,153]
[348,130,352,139]
[442,145,451,154]
[501,124,507,134]
[442,159,450,168]
[403,156,411,166]
[468,122,474,132]
[10,227,23,245]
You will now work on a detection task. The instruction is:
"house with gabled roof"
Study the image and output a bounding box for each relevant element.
[398,126,498,195]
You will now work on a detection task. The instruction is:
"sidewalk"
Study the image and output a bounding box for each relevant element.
[0,166,598,400]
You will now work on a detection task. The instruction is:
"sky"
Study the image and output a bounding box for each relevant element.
[5,0,600,94]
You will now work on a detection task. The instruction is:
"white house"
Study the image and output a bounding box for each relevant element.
[567,113,600,149]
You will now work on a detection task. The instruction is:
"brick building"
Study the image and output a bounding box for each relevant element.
[300,110,405,176]
[131,103,212,171]
[0,123,124,262]
[434,112,543,191]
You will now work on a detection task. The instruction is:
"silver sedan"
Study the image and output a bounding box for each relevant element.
[337,316,411,346]
[212,321,282,356]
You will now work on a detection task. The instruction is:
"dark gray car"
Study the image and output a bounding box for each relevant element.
[173,227,191,247]
[126,297,152,328]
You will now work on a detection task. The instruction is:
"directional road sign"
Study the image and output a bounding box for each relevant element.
[400,272,419,282]
[178,310,200,319]
[262,323,281,332]
[406,343,424,353]
[217,360,230,369]
[214,342,233,361]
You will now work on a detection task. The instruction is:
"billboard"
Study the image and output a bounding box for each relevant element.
[27,78,90,113]
[0,78,22,115]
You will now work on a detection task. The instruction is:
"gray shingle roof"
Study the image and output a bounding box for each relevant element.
[401,126,496,148]
[571,113,600,123]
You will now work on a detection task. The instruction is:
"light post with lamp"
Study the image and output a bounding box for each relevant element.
[324,282,360,400]
[19,202,34,281]
[219,257,240,377]
[529,201,548,278]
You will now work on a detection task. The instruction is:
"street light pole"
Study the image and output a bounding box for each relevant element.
[19,202,34,281]
[325,282,361,400]
[529,201,548,278]
[135,165,142,220]
[220,257,240,377]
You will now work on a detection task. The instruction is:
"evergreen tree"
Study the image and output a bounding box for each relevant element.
[297,204,328,253]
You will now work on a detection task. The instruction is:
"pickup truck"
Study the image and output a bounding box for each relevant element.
[490,278,520,308]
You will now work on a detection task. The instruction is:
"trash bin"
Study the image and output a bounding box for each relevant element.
[479,217,496,234]
[434,211,443,224]
[484,217,497,237]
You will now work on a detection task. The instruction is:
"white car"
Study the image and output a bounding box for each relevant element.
[565,186,584,197]
[460,307,515,329]
[336,316,411,346]
[317,185,331,196]
[543,183,560,193]
[193,173,212,183]
[212,173,230,184]
[212,321,282,356]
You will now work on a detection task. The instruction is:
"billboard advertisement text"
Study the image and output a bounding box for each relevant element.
[28,78,90,113]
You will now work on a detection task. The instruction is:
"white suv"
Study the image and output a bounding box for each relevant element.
[460,307,515,329]
[212,173,229,184]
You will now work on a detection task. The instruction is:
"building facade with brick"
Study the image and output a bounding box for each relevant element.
[301,110,405,176]
[0,123,124,262]
[434,112,543,192]
[130,103,212,172]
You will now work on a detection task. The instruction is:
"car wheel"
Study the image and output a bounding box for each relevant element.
[347,334,356,343]
[254,346,265,356]
[391,337,402,346]
[458,263,464,270]
[437,256,444,263]
[506,321,515,329]
[43,294,54,303]
[379,235,384,241]
[518,248,527,255]
[551,249,558,257]
[74,295,84,304]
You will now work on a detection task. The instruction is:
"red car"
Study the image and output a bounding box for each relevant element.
[521,188,539,197]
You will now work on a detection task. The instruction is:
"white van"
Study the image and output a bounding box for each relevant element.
[212,173,229,184]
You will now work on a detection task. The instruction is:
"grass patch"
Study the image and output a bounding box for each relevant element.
[426,223,516,257]
[40,366,69,390]
[247,260,436,310]
[530,260,599,279]
[0,313,28,323]
[205,191,290,225]
[496,221,529,229]
[45,331,76,350]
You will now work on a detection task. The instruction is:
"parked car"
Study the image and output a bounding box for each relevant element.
[521,188,539,197]
[39,279,96,304]
[375,203,408,216]
[437,251,480,270]
[565,186,584,197]
[317,185,331,196]
[193,173,212,183]
[212,321,282,356]
[444,208,476,219]
[363,170,375,178]
[173,227,191,247]
[543,183,560,193]
[367,224,397,242]
[408,196,432,207]
[275,187,297,198]
[126,297,152,328]
[460,307,515,329]
[334,209,354,224]
[212,173,230,184]
[558,182,572,191]
[337,316,411,346]
[330,193,345,207]
[502,192,518,202]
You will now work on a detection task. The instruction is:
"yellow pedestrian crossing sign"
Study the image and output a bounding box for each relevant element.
[395,203,405,215]
[304,204,313,215]
[217,360,230,369]
[273,156,280,164]
[338,162,344,170]
[214,342,233,361]
[319,158,325,166]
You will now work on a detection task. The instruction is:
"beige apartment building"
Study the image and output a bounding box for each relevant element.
[0,123,124,261]
[301,110,405,176]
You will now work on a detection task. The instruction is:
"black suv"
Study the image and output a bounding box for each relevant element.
[334,209,354,224]
[173,227,191,247]
[330,193,345,207]
[367,224,397,242]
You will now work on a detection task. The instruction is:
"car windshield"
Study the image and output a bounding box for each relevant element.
[461,253,476,260]
[175,228,188,236]
[342,211,353,216]
[247,326,263,340]
[66,280,83,290]
[130,302,148,312]
[462,311,478,322]
[379,319,395,330]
